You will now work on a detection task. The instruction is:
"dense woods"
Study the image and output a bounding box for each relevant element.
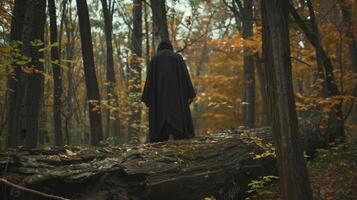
[0,0,356,199]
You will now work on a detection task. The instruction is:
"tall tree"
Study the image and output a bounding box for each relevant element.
[64,1,76,144]
[150,0,169,51]
[241,0,255,128]
[262,0,313,199]
[288,2,345,141]
[7,0,28,148]
[306,0,325,83]
[100,0,121,140]
[224,0,256,128]
[129,0,143,143]
[20,0,47,148]
[288,3,339,96]
[76,0,103,146]
[255,54,269,125]
[339,0,357,72]
[144,1,150,67]
[48,0,63,146]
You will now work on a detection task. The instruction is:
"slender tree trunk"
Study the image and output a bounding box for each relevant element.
[64,4,75,144]
[262,1,313,199]
[101,0,121,141]
[150,0,169,51]
[289,2,345,141]
[289,3,339,96]
[241,0,255,128]
[306,0,325,83]
[255,54,269,126]
[6,0,28,148]
[48,0,63,146]
[114,36,128,89]
[144,2,150,67]
[129,0,142,144]
[76,0,103,146]
[339,0,357,72]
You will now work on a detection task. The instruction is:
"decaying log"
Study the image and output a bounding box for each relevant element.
[0,128,277,200]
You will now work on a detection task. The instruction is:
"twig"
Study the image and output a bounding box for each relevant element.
[290,56,312,68]
[343,84,357,122]
[0,178,70,200]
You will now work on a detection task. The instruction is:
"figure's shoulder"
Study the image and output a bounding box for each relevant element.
[172,52,184,61]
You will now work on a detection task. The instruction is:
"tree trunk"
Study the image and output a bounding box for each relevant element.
[129,0,143,144]
[288,3,339,96]
[48,0,63,146]
[64,4,75,144]
[144,2,150,67]
[6,0,28,148]
[10,0,46,149]
[150,0,169,51]
[100,0,121,141]
[0,128,277,200]
[255,54,269,126]
[339,0,357,72]
[76,0,103,146]
[289,2,345,141]
[241,0,255,128]
[262,0,313,199]
[306,0,325,84]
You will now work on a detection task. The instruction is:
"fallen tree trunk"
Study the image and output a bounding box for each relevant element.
[0,128,277,200]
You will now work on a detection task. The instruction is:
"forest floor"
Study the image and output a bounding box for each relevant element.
[245,128,357,200]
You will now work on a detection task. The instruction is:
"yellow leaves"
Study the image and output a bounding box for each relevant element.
[127,54,144,65]
[38,42,58,52]
[15,57,31,65]
[65,149,77,156]
[322,106,333,113]
[296,102,309,111]
[30,39,44,47]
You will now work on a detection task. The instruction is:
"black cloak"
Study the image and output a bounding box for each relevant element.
[141,40,196,142]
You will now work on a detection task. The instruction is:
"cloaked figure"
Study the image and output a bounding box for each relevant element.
[142,40,196,142]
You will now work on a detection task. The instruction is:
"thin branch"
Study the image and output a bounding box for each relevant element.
[176,8,218,53]
[223,0,243,20]
[142,0,151,7]
[343,84,357,122]
[290,56,312,68]
[0,178,70,200]
[234,0,244,13]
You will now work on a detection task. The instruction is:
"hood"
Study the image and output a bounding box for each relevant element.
[157,39,173,52]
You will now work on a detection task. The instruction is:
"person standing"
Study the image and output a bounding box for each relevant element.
[142,40,196,142]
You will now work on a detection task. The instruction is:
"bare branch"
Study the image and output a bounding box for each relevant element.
[0,178,70,200]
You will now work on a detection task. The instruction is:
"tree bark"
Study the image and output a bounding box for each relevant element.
[128,0,143,144]
[150,0,169,51]
[288,3,339,96]
[255,54,269,126]
[76,0,103,146]
[262,0,313,199]
[306,0,325,83]
[0,128,276,200]
[223,0,256,128]
[101,0,121,141]
[11,0,46,148]
[144,2,150,67]
[339,0,357,72]
[6,0,28,148]
[241,0,255,128]
[48,0,63,146]
[64,3,75,144]
[289,2,345,141]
